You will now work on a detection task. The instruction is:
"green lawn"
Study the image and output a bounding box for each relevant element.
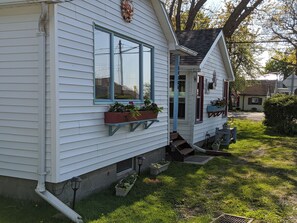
[0,119,296,223]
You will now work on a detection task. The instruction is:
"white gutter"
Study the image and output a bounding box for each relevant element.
[174,45,197,56]
[35,2,83,223]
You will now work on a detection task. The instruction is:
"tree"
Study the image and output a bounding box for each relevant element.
[166,0,209,31]
[266,0,297,75]
[166,0,264,33]
[265,50,296,79]
[213,1,263,90]
[209,1,265,108]
[222,0,264,38]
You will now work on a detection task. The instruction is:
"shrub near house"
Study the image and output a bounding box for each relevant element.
[263,94,297,135]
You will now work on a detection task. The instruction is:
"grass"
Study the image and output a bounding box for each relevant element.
[0,119,296,223]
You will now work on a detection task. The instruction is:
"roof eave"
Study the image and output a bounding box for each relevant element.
[172,45,197,56]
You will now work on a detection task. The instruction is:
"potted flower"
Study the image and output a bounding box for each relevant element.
[150,160,170,176]
[207,98,226,112]
[115,173,137,197]
[210,98,226,107]
[104,99,163,123]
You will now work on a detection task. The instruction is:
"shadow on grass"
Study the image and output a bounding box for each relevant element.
[78,163,203,222]
[1,119,297,223]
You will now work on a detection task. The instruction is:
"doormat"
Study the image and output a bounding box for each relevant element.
[183,155,213,165]
[211,213,253,223]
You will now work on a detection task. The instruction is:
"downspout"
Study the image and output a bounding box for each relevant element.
[172,54,180,132]
[35,3,83,223]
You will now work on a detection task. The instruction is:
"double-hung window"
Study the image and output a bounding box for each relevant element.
[94,26,153,103]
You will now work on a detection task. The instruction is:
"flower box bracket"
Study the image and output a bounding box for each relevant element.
[207,111,225,118]
[206,105,226,118]
[106,119,159,136]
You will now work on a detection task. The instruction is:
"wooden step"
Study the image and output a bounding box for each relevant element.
[179,148,194,156]
[171,140,186,147]
[170,132,179,140]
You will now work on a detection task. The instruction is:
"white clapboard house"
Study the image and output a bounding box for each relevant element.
[170,29,235,145]
[0,0,196,222]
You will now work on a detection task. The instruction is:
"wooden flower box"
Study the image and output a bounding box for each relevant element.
[150,161,170,176]
[207,105,226,112]
[104,111,158,124]
[207,105,226,118]
[115,174,137,197]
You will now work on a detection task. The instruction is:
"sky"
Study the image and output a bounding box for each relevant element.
[204,0,223,10]
[203,0,272,68]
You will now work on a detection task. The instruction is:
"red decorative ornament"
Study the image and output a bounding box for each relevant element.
[121,0,134,23]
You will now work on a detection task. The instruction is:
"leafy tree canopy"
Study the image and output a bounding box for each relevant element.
[265,50,296,79]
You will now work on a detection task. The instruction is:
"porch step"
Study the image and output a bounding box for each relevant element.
[171,140,186,147]
[180,148,194,156]
[168,132,195,162]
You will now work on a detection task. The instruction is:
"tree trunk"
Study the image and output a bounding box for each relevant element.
[185,0,208,31]
[168,0,176,21]
[175,0,182,31]
[295,48,297,77]
[223,0,250,38]
[223,0,264,38]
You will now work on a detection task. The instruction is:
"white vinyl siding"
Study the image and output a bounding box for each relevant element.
[239,95,266,111]
[0,6,42,180]
[192,43,228,143]
[172,42,229,144]
[56,0,169,181]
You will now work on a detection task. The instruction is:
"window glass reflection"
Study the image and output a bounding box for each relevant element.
[114,37,139,99]
[94,30,110,99]
[143,46,151,99]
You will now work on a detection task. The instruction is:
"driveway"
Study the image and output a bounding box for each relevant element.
[228,111,265,122]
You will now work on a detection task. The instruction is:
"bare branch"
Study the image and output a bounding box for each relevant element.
[175,0,182,31]
[271,57,297,67]
[185,0,208,31]
[223,0,264,38]
[168,0,176,21]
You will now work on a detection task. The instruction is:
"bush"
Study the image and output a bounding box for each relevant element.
[263,94,297,135]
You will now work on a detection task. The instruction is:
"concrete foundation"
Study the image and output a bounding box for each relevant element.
[0,147,165,203]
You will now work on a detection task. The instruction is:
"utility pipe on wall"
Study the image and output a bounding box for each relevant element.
[35,2,83,223]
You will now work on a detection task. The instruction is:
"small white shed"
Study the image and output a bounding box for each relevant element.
[0,0,195,222]
[170,29,235,145]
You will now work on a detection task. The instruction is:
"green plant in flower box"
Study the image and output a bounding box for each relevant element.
[150,160,170,176]
[115,173,138,196]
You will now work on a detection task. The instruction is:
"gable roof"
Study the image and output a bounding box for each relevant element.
[240,80,277,96]
[172,28,235,81]
[176,28,222,65]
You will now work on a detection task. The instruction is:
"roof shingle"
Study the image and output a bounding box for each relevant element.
[171,28,222,66]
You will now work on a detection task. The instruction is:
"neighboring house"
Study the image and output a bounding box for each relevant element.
[0,0,196,222]
[239,80,277,111]
[170,29,235,145]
